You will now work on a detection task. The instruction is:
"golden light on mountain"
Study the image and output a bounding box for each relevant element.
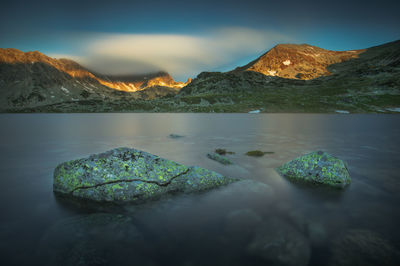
[0,48,190,92]
[237,44,366,80]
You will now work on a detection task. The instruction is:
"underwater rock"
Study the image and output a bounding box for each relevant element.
[246,218,311,266]
[169,134,184,139]
[207,153,232,165]
[53,147,238,203]
[37,213,147,266]
[223,209,263,244]
[276,151,351,188]
[218,179,274,200]
[328,229,400,266]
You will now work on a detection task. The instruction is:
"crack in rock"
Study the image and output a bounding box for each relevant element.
[69,168,191,194]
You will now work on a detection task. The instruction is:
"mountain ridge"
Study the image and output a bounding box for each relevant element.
[0,48,187,92]
[0,48,188,109]
[232,43,366,79]
[1,40,399,113]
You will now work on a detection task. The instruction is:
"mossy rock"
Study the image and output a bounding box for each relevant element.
[53,147,239,203]
[276,151,351,188]
[207,153,233,165]
[245,150,274,157]
[215,148,235,155]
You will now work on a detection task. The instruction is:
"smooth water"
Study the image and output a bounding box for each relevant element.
[0,114,399,266]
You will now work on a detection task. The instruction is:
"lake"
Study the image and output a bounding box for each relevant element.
[0,113,399,266]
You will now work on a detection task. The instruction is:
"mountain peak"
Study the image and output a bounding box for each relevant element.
[236,43,365,80]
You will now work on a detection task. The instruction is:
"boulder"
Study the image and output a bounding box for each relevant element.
[276,151,351,188]
[37,213,147,266]
[53,147,238,203]
[328,229,400,266]
[246,218,311,266]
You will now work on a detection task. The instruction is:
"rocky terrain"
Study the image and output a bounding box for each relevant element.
[1,40,399,113]
[0,48,187,111]
[233,43,365,80]
[176,40,400,113]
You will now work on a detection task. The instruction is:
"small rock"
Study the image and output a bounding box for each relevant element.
[245,150,274,157]
[215,148,235,155]
[207,153,232,165]
[169,134,184,138]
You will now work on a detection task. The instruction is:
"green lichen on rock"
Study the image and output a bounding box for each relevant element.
[276,151,351,188]
[53,147,239,203]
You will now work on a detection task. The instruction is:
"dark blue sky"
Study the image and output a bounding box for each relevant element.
[1,0,399,80]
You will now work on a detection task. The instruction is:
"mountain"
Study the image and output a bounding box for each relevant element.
[0,48,188,110]
[94,71,189,92]
[1,40,399,113]
[233,44,365,80]
[176,40,400,113]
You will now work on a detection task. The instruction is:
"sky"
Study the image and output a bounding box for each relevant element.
[1,0,399,81]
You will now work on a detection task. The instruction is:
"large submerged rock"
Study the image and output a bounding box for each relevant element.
[38,213,144,266]
[276,151,351,188]
[54,147,239,203]
[328,229,400,266]
[246,218,311,266]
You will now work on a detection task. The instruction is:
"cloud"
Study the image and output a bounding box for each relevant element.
[52,27,295,80]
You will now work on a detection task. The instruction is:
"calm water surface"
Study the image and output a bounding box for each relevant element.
[0,114,399,266]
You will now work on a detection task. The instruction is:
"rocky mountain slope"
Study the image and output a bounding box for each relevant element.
[0,48,187,110]
[1,40,399,113]
[233,44,365,80]
[176,40,400,113]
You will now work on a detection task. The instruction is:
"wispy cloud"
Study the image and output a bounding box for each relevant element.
[52,27,295,80]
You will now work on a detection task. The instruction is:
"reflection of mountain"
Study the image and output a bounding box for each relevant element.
[0,48,189,109]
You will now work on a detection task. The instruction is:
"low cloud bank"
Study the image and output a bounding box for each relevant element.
[53,27,294,81]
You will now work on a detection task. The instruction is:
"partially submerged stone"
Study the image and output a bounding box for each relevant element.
[169,134,184,139]
[245,150,274,157]
[276,151,351,188]
[215,148,235,155]
[207,153,232,165]
[53,147,238,203]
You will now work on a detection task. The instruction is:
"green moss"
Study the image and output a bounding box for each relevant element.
[276,151,351,188]
[215,148,235,155]
[245,150,274,157]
